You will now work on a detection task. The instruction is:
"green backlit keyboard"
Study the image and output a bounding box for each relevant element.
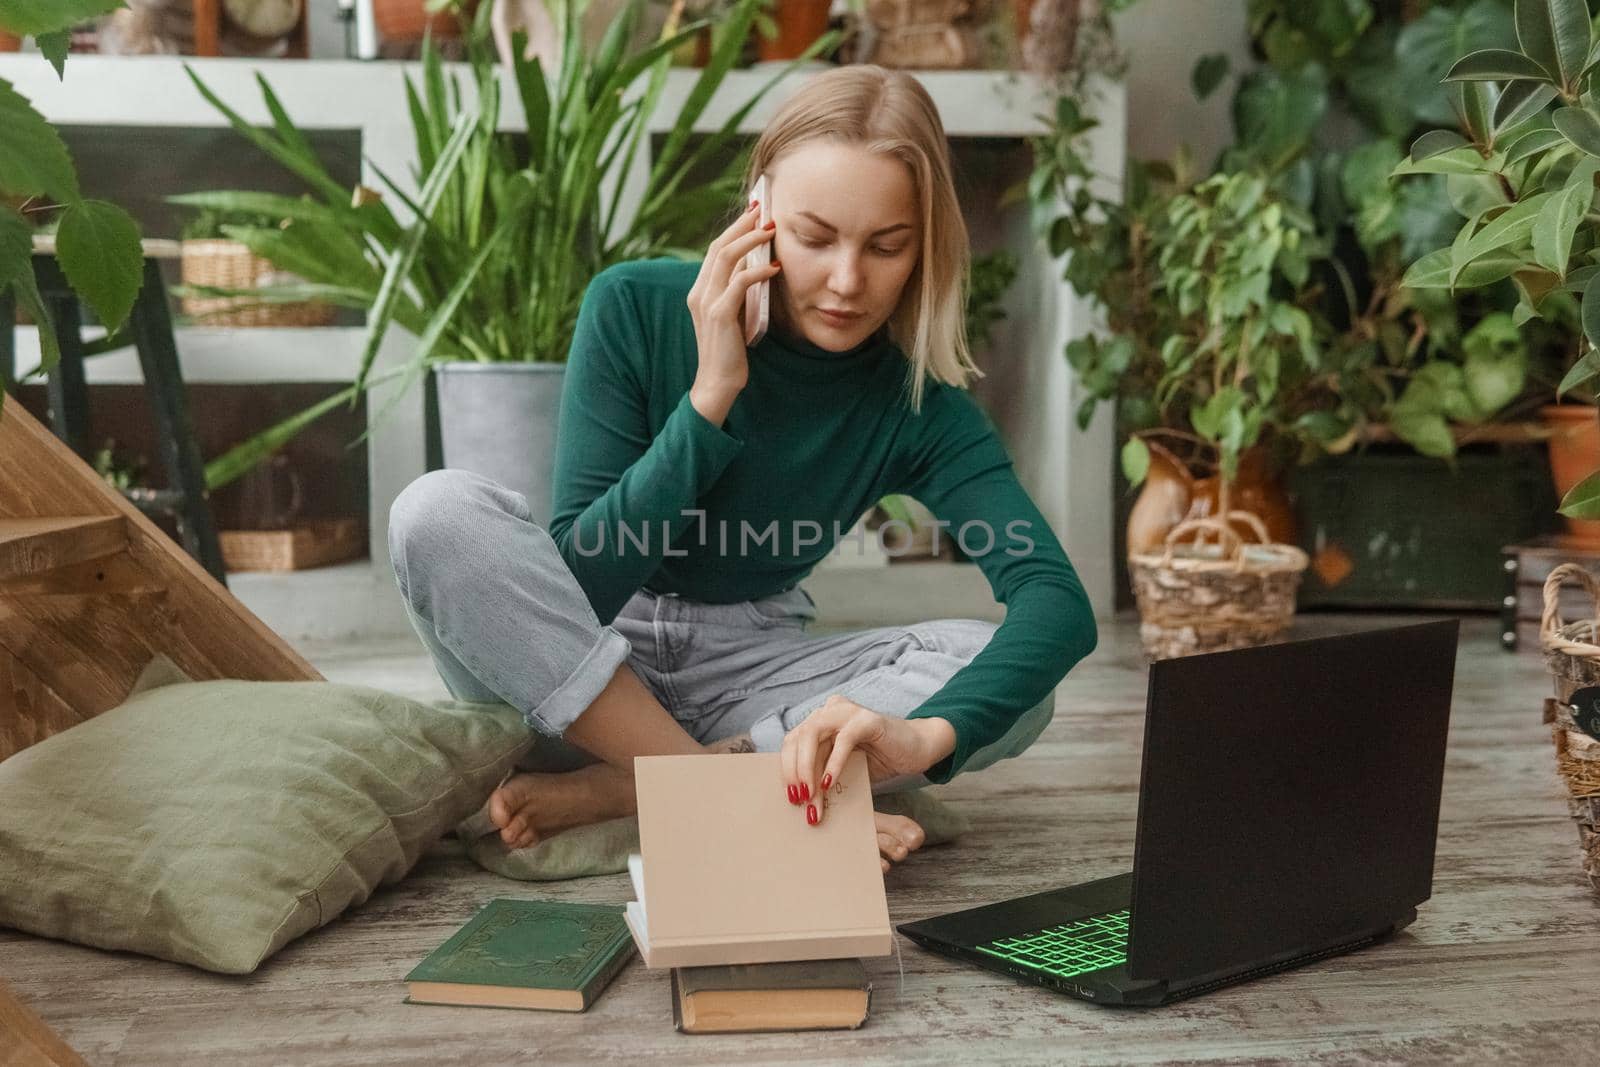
[974,910,1130,980]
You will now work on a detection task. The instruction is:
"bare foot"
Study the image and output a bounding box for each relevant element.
[486,762,632,850]
[875,811,925,874]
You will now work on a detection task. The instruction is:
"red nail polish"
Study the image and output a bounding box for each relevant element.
[821,773,832,792]
[800,782,810,802]
[770,259,780,269]
[787,784,799,805]
[806,803,818,826]
[764,220,776,230]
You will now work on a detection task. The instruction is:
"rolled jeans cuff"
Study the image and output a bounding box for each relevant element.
[525,625,633,738]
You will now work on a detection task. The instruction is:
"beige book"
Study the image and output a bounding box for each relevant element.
[625,751,892,968]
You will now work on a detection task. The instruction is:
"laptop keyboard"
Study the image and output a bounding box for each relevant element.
[975,910,1130,980]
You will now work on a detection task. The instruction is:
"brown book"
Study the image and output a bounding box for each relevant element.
[625,751,891,968]
[671,959,872,1034]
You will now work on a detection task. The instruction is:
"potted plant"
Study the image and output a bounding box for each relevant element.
[758,0,828,63]
[1041,1,1575,611]
[176,206,336,327]
[179,0,840,511]
[1014,128,1319,655]
[1397,0,1600,547]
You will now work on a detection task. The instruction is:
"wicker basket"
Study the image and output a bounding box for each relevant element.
[1128,510,1310,661]
[1538,562,1600,890]
[179,239,335,328]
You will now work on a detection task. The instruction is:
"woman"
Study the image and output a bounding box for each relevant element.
[387,65,1097,874]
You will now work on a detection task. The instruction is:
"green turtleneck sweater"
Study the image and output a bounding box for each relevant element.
[549,257,1096,782]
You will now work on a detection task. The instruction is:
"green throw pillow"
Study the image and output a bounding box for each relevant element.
[0,656,533,974]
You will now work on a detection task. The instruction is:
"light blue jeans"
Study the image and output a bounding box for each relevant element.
[386,469,1054,791]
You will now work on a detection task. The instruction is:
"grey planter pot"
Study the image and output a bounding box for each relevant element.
[431,362,567,528]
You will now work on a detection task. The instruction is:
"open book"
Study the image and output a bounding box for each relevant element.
[624,751,892,968]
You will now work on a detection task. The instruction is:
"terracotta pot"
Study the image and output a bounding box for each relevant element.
[1126,435,1297,556]
[373,0,470,43]
[1541,403,1600,544]
[758,0,831,62]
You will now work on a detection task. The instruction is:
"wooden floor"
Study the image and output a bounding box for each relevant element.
[6,611,1600,1064]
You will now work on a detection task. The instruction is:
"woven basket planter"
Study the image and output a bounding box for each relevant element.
[180,239,335,328]
[1539,562,1600,890]
[1129,511,1310,661]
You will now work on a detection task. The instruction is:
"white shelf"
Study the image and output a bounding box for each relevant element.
[10,325,368,383]
[0,55,1099,140]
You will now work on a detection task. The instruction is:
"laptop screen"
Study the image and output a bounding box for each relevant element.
[1126,619,1458,982]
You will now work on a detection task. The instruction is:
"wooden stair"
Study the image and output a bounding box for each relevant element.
[0,397,323,764]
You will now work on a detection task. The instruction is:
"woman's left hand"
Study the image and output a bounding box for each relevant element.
[778,695,955,827]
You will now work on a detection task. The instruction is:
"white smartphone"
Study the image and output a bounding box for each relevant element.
[743,173,771,347]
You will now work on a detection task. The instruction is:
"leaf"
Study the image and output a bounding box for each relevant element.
[1515,0,1592,87]
[0,76,78,201]
[1554,105,1600,155]
[1452,193,1549,285]
[352,110,478,398]
[0,0,123,36]
[203,370,399,492]
[1395,0,1517,128]
[0,207,30,291]
[1444,48,1553,82]
[1564,264,1600,292]
[1501,125,1566,165]
[1559,344,1600,397]
[1462,314,1527,413]
[36,29,69,79]
[1493,79,1558,131]
[1390,408,1457,457]
[1560,468,1600,519]
[55,199,143,333]
[10,264,58,379]
[1402,246,1453,288]
[1533,175,1591,272]
[1410,129,1469,162]
[1454,81,1498,146]
[1584,269,1600,351]
[1192,53,1230,101]
[1390,145,1496,177]
[183,65,349,210]
[1120,436,1151,487]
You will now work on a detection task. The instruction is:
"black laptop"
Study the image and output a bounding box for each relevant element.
[898,619,1459,1006]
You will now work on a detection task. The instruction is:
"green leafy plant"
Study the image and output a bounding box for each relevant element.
[1009,102,1334,496]
[0,0,144,417]
[178,206,284,242]
[178,0,839,491]
[1399,0,1600,517]
[1183,0,1576,459]
[91,436,148,491]
[965,247,1019,352]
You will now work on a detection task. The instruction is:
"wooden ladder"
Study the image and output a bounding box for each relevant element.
[0,396,323,764]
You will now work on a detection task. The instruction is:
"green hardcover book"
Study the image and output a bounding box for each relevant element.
[671,959,872,1033]
[404,898,635,1012]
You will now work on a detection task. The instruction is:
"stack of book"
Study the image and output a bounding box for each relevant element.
[401,752,889,1031]
[623,751,892,967]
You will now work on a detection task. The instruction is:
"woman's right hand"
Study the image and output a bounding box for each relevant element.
[686,198,780,416]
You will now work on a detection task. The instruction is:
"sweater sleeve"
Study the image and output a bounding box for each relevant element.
[896,388,1098,784]
[548,271,745,625]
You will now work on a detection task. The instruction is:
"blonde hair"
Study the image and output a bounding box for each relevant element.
[743,64,983,413]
